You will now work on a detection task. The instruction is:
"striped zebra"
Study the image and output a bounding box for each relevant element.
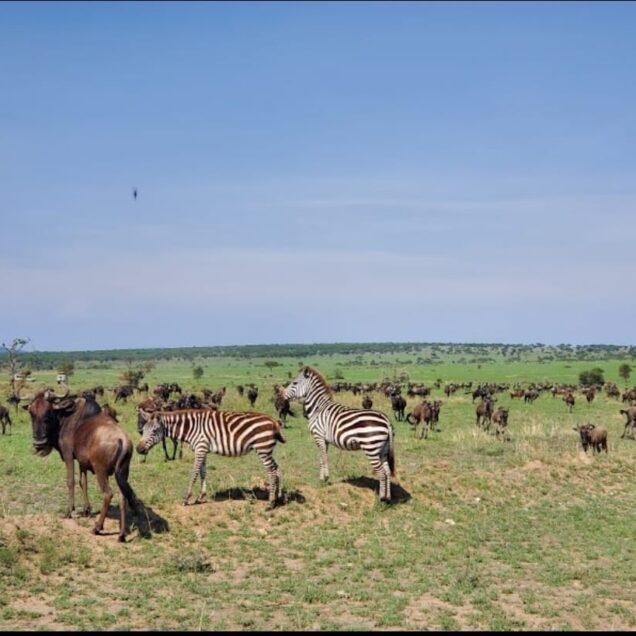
[283,366,396,502]
[136,409,285,509]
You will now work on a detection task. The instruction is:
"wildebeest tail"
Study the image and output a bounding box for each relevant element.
[405,412,414,426]
[114,439,139,512]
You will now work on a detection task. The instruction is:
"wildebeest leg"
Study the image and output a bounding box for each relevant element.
[79,467,92,516]
[93,471,113,536]
[64,457,76,518]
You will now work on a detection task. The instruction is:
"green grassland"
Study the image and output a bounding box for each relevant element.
[1,347,635,630]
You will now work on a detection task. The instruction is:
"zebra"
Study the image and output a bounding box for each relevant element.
[283,366,396,502]
[136,409,286,509]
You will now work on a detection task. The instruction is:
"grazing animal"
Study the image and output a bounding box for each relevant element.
[619,407,636,439]
[22,386,139,542]
[246,386,259,407]
[273,385,295,426]
[361,394,373,410]
[0,405,12,434]
[490,407,510,438]
[573,423,608,454]
[582,388,595,405]
[405,401,438,439]
[136,409,285,509]
[391,394,407,421]
[475,398,495,429]
[114,384,134,403]
[283,366,395,502]
[563,393,575,413]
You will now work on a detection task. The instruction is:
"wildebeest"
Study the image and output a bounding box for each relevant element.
[361,394,373,410]
[563,392,575,413]
[475,397,496,429]
[619,407,636,439]
[573,423,608,454]
[0,405,12,434]
[406,401,438,439]
[273,385,295,426]
[247,386,259,407]
[582,387,595,405]
[21,385,139,542]
[490,407,510,439]
[114,384,135,403]
[391,394,407,421]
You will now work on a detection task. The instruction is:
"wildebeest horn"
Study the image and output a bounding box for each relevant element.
[45,383,70,400]
[16,386,35,402]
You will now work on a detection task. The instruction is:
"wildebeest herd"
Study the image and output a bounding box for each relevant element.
[2,370,636,542]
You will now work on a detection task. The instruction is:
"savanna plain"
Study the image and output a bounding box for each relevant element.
[1,344,635,631]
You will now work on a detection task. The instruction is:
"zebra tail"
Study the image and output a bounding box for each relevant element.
[388,429,396,477]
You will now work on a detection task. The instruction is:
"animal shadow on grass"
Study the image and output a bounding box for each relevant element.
[343,476,412,504]
[212,487,306,507]
[103,500,170,539]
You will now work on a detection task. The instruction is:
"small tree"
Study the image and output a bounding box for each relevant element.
[193,365,204,381]
[2,337,31,392]
[120,360,150,388]
[619,363,632,386]
[579,367,605,386]
[57,360,75,378]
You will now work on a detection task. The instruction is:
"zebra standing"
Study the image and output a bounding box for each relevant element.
[283,366,396,502]
[136,409,285,509]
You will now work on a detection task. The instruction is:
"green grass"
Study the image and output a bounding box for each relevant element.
[1,349,635,630]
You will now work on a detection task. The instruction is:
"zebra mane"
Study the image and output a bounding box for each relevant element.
[305,366,333,397]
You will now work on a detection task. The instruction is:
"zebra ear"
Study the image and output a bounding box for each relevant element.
[303,366,310,378]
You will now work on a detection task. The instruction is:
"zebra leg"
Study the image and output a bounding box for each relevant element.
[194,456,208,504]
[314,437,330,481]
[256,451,281,510]
[367,451,391,502]
[184,450,207,505]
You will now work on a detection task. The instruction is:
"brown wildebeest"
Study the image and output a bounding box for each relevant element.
[101,403,119,421]
[391,394,406,421]
[406,401,436,439]
[475,397,496,429]
[361,394,373,410]
[247,386,259,407]
[273,385,295,426]
[619,407,636,439]
[563,392,575,413]
[22,385,139,542]
[573,423,608,454]
[582,388,595,405]
[490,407,510,439]
[0,404,12,434]
[509,389,525,400]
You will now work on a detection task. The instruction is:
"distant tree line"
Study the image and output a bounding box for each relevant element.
[1,341,636,369]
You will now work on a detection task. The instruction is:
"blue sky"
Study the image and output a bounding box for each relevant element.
[1,1,634,351]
